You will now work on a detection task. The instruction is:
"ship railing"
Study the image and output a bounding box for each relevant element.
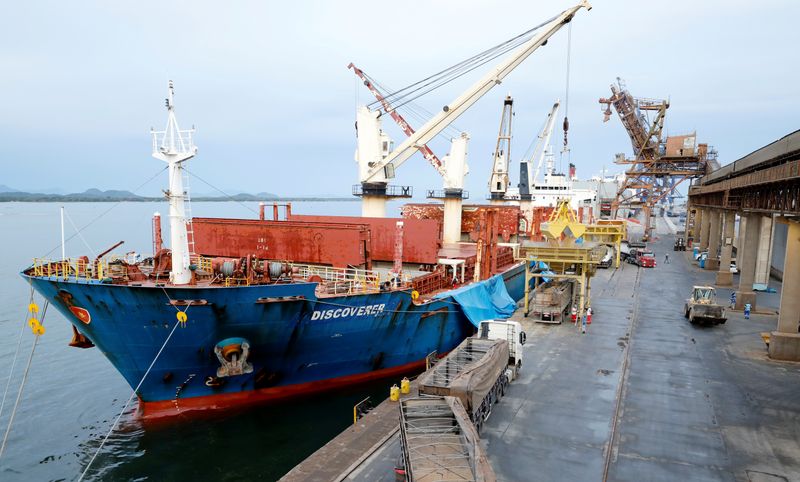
[291,264,412,295]
[224,277,250,287]
[30,257,110,282]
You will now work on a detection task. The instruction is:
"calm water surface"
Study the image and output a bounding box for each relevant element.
[0,201,408,481]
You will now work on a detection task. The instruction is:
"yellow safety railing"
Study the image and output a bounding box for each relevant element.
[224,277,250,287]
[198,256,212,273]
[30,258,110,282]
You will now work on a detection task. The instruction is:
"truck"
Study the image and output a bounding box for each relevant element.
[416,319,525,433]
[526,280,574,323]
[630,248,656,267]
[620,240,646,262]
[684,286,727,325]
[598,245,614,268]
[674,237,686,251]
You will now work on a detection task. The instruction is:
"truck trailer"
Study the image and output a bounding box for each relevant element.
[399,396,496,482]
[416,320,524,433]
[526,280,574,324]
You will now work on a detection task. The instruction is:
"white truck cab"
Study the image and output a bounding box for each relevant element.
[478,319,526,379]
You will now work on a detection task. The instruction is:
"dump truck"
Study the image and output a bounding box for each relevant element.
[417,320,525,433]
[684,286,727,325]
[526,279,574,324]
[620,240,646,262]
[398,396,496,482]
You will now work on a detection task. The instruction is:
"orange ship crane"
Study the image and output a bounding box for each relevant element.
[348,63,447,178]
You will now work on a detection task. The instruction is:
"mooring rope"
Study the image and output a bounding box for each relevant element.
[0,286,34,424]
[78,289,187,481]
[0,300,49,461]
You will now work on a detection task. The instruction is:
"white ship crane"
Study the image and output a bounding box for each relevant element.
[151,81,198,285]
[519,100,560,199]
[353,1,592,244]
[488,95,514,204]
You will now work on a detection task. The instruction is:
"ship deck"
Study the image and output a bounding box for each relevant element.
[279,217,800,481]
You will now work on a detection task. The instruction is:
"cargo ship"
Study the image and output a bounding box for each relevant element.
[21,3,589,419]
[20,72,530,423]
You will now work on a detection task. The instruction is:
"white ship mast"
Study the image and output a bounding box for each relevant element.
[151,81,197,285]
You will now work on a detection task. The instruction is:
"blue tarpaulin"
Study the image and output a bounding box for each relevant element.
[530,260,554,283]
[434,274,516,328]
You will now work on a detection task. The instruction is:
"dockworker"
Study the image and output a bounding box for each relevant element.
[664,253,670,264]
[744,303,752,320]
[729,291,736,309]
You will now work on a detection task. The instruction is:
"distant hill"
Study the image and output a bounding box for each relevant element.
[0,187,353,202]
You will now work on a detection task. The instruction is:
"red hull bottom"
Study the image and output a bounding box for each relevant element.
[139,358,428,422]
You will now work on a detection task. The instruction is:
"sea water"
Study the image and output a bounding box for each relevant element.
[0,201,405,481]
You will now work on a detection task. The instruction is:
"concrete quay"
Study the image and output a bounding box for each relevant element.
[282,222,800,481]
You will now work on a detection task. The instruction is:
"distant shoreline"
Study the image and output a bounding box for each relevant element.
[0,194,359,203]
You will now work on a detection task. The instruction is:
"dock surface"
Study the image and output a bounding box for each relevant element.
[283,218,800,481]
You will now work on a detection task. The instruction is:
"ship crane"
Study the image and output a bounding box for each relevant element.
[349,63,446,178]
[519,100,560,200]
[488,95,514,203]
[353,1,592,244]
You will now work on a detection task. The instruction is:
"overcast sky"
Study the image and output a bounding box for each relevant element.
[0,0,797,198]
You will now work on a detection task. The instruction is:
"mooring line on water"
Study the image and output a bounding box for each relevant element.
[0,286,35,424]
[78,318,181,481]
[0,300,49,462]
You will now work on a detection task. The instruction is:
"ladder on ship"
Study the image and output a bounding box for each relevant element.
[181,165,198,264]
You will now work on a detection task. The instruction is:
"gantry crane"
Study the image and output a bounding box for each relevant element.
[352,1,592,244]
[599,78,715,240]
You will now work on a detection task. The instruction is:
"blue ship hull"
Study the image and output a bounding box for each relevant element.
[25,263,526,418]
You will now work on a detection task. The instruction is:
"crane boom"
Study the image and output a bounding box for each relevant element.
[530,101,560,184]
[348,63,447,177]
[362,1,591,182]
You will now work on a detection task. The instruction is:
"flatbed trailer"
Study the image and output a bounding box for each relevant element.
[527,279,574,324]
[417,337,512,433]
[399,397,496,482]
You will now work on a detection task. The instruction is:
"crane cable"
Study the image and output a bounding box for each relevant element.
[0,299,49,461]
[561,22,573,173]
[369,14,558,113]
